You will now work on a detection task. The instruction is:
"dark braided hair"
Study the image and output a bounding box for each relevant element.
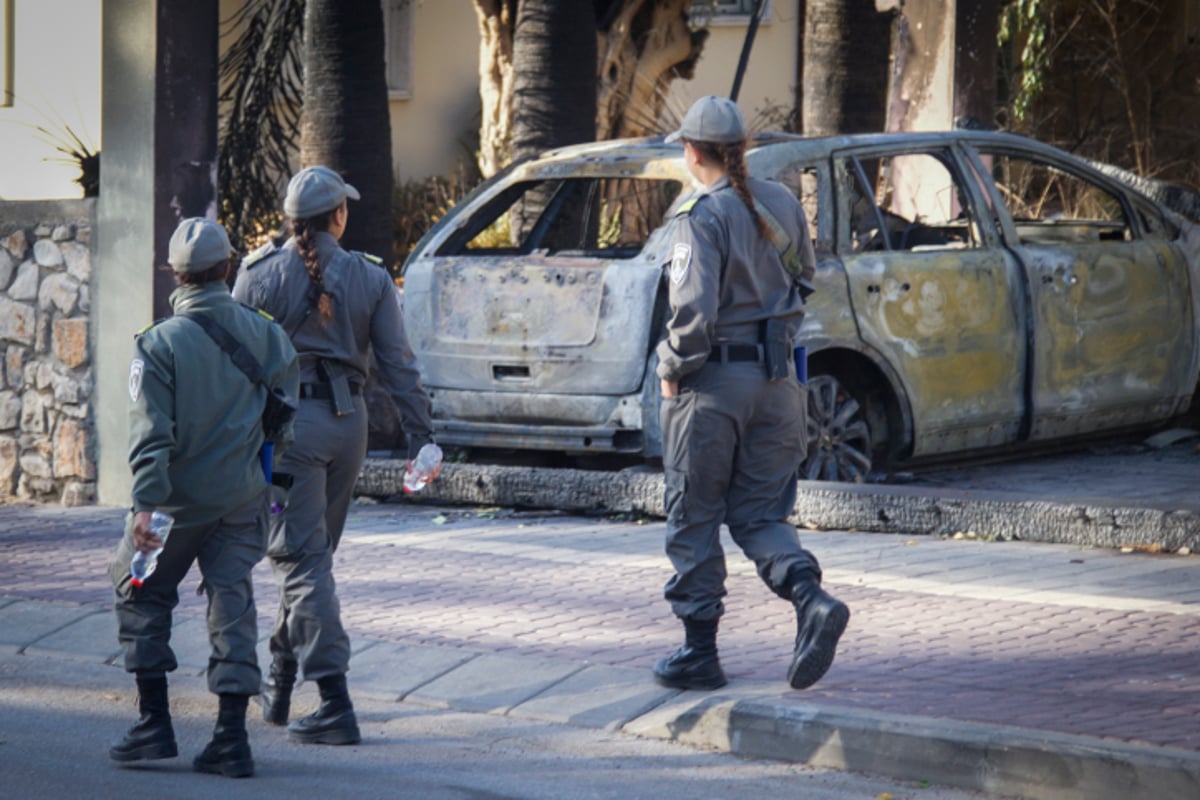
[687,138,770,239]
[292,211,336,322]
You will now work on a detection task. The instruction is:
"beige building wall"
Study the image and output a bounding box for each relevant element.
[0,0,102,200]
[389,1,481,183]
[671,1,800,131]
[0,2,802,198]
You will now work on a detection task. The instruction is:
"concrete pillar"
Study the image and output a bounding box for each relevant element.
[95,0,219,505]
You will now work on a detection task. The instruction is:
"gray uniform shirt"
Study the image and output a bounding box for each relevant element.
[128,283,300,525]
[232,231,434,451]
[655,175,816,382]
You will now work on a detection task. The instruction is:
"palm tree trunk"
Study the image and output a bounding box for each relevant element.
[301,0,395,264]
[802,0,894,136]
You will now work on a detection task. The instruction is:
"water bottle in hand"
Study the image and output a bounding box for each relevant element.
[403,443,443,494]
[130,511,174,587]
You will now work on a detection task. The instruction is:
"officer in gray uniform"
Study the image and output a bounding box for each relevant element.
[109,218,299,778]
[653,96,849,691]
[232,165,436,745]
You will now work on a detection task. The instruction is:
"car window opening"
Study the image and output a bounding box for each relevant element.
[439,177,683,260]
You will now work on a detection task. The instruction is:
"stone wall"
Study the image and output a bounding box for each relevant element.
[0,201,97,505]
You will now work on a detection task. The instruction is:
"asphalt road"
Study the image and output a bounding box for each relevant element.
[1,650,999,800]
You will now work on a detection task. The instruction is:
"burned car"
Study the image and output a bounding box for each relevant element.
[400,130,1200,481]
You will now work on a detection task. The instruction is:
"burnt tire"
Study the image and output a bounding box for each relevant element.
[803,374,874,482]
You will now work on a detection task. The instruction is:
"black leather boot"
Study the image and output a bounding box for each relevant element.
[286,674,361,745]
[109,674,178,762]
[652,617,727,690]
[260,657,297,726]
[193,693,254,778]
[787,582,850,690]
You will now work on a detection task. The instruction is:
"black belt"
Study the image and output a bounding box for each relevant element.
[299,382,363,400]
[709,343,763,363]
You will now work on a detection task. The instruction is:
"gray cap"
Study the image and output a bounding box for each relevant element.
[283,165,361,219]
[665,96,746,144]
[168,218,234,273]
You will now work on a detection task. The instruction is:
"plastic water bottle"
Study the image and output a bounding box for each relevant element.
[403,443,443,494]
[130,511,174,587]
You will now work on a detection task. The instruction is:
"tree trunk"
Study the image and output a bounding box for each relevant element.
[509,0,597,240]
[596,0,705,140]
[511,0,597,163]
[886,0,957,133]
[801,0,893,135]
[474,0,518,178]
[300,0,394,263]
[954,0,1000,130]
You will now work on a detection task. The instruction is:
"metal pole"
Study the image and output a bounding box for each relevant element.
[729,0,768,102]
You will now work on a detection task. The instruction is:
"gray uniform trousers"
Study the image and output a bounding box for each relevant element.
[266,393,368,681]
[109,491,268,695]
[661,359,821,622]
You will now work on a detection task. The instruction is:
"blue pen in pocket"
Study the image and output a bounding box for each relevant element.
[793,346,807,385]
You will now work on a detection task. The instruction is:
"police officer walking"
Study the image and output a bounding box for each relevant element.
[109,218,299,778]
[653,96,849,691]
[232,166,436,745]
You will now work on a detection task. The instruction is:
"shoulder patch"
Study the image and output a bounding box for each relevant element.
[241,241,278,269]
[669,243,692,285]
[129,358,145,402]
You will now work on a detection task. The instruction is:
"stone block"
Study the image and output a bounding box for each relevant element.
[39,273,80,315]
[4,230,29,261]
[9,261,39,300]
[51,372,83,404]
[33,224,52,238]
[0,391,19,430]
[51,225,73,242]
[36,363,53,391]
[19,449,52,478]
[18,472,57,499]
[0,297,36,346]
[60,241,91,282]
[35,312,51,355]
[54,418,94,480]
[0,249,13,290]
[6,347,25,388]
[61,480,96,506]
[19,390,47,434]
[76,226,92,245]
[33,239,65,268]
[78,283,90,314]
[0,435,16,495]
[53,318,89,369]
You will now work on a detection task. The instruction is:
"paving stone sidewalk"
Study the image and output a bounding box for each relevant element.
[1,440,1198,799]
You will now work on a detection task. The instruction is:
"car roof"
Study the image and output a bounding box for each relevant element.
[533,129,1077,169]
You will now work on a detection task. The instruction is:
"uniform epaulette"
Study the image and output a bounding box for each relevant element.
[135,319,166,337]
[237,302,276,322]
[352,250,384,266]
[674,197,700,217]
[241,241,278,269]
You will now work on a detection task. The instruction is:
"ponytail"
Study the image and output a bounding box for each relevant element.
[688,139,770,240]
[292,214,335,322]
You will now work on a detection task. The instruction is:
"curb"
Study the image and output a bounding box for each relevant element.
[622,692,1200,800]
[357,458,1200,552]
[8,596,1198,800]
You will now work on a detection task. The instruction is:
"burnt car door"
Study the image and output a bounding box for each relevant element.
[833,144,1029,457]
[401,162,683,453]
[966,144,1197,439]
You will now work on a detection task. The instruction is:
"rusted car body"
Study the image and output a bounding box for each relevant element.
[401,131,1200,481]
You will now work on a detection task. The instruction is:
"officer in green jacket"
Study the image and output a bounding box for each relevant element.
[108,218,299,779]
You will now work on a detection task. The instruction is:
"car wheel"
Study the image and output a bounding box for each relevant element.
[804,374,874,482]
